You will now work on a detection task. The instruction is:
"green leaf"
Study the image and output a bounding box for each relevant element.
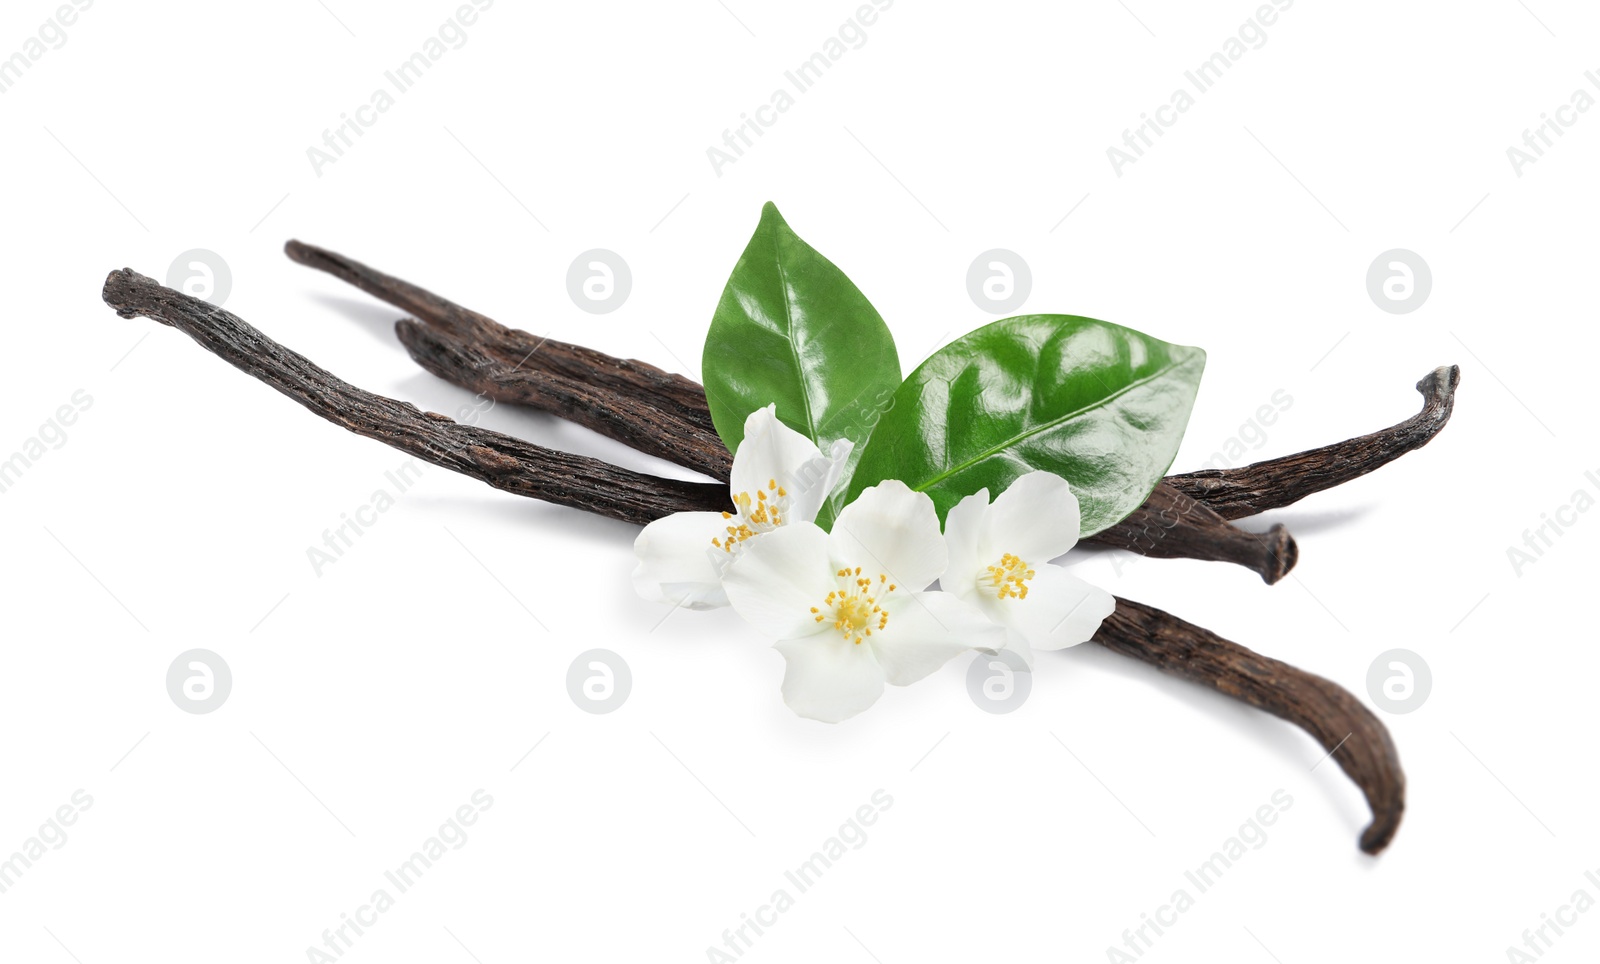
[843,315,1205,536]
[703,202,900,519]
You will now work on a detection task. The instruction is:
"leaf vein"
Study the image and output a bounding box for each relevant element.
[772,237,819,444]
[912,352,1201,492]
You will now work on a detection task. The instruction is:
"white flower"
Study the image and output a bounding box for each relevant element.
[632,404,851,610]
[942,471,1116,666]
[723,481,1005,723]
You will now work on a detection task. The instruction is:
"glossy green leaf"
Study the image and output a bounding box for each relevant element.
[703,202,900,516]
[843,315,1205,536]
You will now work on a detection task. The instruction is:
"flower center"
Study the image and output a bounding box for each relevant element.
[711,478,791,555]
[986,552,1035,600]
[811,567,896,644]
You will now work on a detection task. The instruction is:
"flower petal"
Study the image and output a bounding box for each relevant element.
[984,470,1083,563]
[730,405,837,523]
[941,489,989,601]
[774,634,887,723]
[997,627,1035,668]
[789,437,854,524]
[632,511,733,610]
[829,481,947,591]
[723,523,836,640]
[871,591,1005,687]
[1003,564,1115,652]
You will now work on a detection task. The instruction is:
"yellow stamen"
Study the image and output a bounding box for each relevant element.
[986,552,1036,600]
[812,567,895,644]
[711,485,797,553]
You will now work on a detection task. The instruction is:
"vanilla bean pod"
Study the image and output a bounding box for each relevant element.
[1099,483,1297,582]
[395,314,1294,578]
[101,270,727,525]
[99,269,1405,854]
[285,241,1297,582]
[1166,366,1460,519]
[396,319,733,480]
[284,241,714,426]
[1093,597,1404,854]
[284,243,1455,533]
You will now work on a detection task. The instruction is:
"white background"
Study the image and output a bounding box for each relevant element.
[1,1,1595,961]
